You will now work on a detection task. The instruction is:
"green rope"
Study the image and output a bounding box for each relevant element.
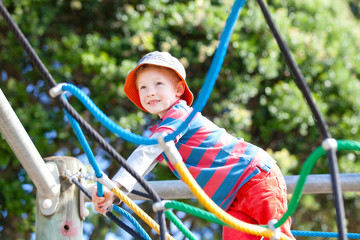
[275,139,360,228]
[165,210,198,240]
[163,140,360,232]
[165,201,227,226]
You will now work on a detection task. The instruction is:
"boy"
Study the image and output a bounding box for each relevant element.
[92,51,295,240]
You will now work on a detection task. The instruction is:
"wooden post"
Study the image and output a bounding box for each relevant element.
[35,156,85,240]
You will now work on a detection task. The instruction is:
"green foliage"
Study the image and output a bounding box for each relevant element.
[1,0,360,239]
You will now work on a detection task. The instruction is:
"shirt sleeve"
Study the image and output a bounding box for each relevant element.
[112,133,164,193]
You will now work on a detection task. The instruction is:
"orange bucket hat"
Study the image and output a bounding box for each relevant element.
[124,51,194,112]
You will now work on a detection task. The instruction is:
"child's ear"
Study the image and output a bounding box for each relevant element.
[176,81,185,97]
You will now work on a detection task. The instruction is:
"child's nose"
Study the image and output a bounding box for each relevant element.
[146,87,156,96]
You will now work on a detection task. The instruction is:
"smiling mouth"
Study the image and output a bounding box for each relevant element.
[148,100,160,105]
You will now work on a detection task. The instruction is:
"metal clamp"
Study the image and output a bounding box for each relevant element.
[49,83,67,98]
[64,169,90,220]
[37,162,60,216]
[157,134,182,166]
[322,138,338,151]
[96,172,116,190]
[268,219,280,240]
[103,204,113,217]
[152,200,170,212]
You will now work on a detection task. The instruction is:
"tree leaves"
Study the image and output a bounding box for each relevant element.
[1,0,360,239]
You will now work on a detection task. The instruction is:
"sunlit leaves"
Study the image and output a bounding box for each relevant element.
[1,0,360,238]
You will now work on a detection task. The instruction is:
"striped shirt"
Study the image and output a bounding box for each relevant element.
[150,100,276,210]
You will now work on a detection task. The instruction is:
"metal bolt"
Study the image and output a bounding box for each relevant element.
[42,199,52,209]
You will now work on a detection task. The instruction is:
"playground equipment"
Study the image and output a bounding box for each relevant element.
[1,0,360,239]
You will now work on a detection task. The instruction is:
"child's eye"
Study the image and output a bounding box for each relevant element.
[156,82,164,86]
[139,86,146,90]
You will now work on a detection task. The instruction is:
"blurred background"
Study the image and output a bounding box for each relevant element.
[0,0,360,239]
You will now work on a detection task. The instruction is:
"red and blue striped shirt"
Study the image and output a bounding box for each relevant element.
[150,100,276,210]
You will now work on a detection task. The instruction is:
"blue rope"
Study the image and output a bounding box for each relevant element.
[164,0,247,143]
[63,95,103,197]
[113,205,152,240]
[60,0,247,146]
[291,230,360,239]
[62,84,157,145]
[64,95,152,239]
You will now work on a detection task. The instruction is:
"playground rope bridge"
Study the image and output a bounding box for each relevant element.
[0,0,360,239]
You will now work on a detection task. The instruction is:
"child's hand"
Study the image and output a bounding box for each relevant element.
[92,186,115,214]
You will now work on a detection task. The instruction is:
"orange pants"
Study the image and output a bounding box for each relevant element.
[223,165,295,240]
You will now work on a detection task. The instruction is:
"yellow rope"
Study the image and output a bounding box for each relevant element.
[174,161,292,240]
[111,187,174,240]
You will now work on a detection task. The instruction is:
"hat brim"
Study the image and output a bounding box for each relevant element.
[124,63,194,112]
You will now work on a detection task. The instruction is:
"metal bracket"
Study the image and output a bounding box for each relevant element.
[49,83,67,98]
[152,200,170,212]
[79,171,90,220]
[268,219,280,240]
[322,138,338,151]
[157,133,182,166]
[37,162,60,216]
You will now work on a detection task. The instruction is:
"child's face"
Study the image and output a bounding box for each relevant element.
[136,67,184,118]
